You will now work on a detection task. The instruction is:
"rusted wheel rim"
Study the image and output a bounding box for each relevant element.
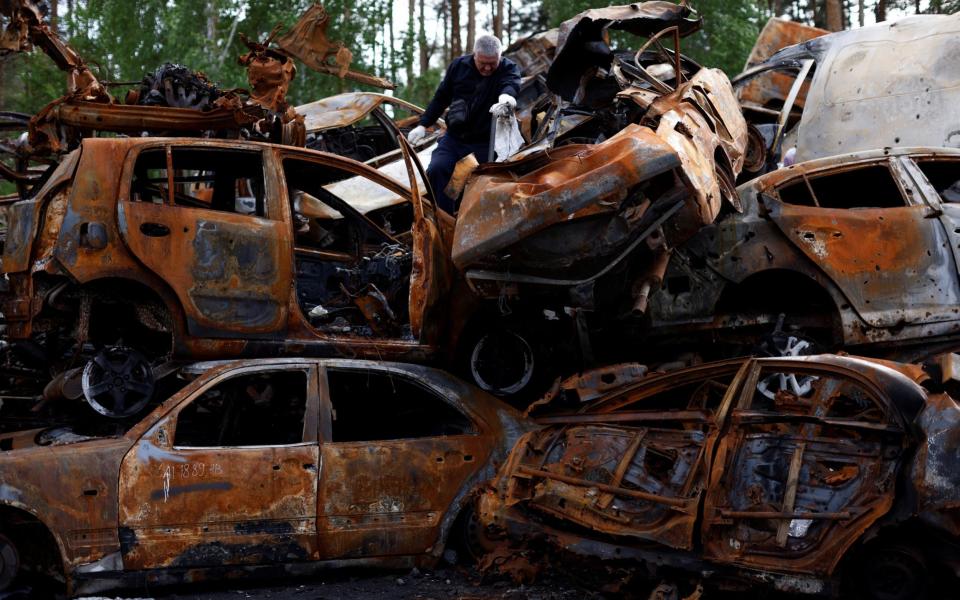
[469,329,535,396]
[82,346,155,418]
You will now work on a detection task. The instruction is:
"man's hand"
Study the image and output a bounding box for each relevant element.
[489,94,517,118]
[407,125,427,144]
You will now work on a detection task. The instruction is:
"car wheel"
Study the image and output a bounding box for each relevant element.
[455,505,499,564]
[82,345,155,418]
[0,534,20,591]
[469,327,537,397]
[856,544,928,600]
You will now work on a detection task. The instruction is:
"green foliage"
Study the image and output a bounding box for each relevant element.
[684,0,762,75]
[537,0,761,76]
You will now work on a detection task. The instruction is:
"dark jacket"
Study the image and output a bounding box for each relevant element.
[419,54,521,143]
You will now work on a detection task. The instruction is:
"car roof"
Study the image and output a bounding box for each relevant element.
[584,354,928,425]
[296,92,423,132]
[738,146,960,193]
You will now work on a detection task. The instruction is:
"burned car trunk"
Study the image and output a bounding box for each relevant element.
[478,355,960,597]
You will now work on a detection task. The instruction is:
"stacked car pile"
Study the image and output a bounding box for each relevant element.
[0,2,959,598]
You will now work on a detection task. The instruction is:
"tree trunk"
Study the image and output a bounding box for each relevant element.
[825,0,842,30]
[206,1,218,43]
[442,2,449,63]
[493,0,503,39]
[50,0,58,29]
[419,0,429,76]
[0,59,6,113]
[467,0,476,53]
[450,0,462,59]
[808,0,820,28]
[875,0,887,23]
[506,0,512,45]
[407,0,415,85]
[389,2,396,83]
[858,0,865,26]
[66,0,73,36]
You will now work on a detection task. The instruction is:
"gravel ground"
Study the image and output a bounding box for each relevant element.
[70,565,597,600]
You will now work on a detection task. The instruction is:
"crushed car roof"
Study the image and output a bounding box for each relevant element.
[296,92,423,132]
[744,12,960,162]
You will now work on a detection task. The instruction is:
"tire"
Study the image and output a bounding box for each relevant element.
[855,544,928,600]
[0,533,20,592]
[460,321,556,405]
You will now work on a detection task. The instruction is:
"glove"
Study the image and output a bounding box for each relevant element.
[489,94,517,118]
[407,125,427,144]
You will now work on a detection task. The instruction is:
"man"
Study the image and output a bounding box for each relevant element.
[407,34,521,214]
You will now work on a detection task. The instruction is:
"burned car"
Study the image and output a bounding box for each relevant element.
[448,3,748,395]
[647,147,960,362]
[479,354,960,598]
[0,358,527,596]
[0,135,461,418]
[297,92,443,166]
[733,12,960,169]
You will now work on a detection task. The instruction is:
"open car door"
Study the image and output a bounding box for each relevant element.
[395,132,454,346]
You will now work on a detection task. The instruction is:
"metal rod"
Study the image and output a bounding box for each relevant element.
[517,466,689,508]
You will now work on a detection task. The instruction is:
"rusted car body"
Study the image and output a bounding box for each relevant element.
[0,358,528,596]
[445,3,746,396]
[646,147,960,361]
[479,355,960,597]
[297,92,443,178]
[0,134,462,417]
[733,12,960,167]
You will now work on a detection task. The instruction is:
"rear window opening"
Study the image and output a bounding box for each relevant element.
[777,164,904,209]
[326,369,475,442]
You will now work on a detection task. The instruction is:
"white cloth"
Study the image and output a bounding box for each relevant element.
[493,114,524,162]
[489,93,517,118]
[407,124,426,144]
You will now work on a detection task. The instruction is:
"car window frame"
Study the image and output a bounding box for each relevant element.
[166,362,320,450]
[317,364,484,444]
[120,141,284,221]
[767,157,913,209]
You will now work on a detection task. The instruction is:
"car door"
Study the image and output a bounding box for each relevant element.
[701,359,908,574]
[316,363,490,559]
[279,138,452,346]
[118,361,320,569]
[118,142,293,337]
[500,361,748,552]
[764,158,960,328]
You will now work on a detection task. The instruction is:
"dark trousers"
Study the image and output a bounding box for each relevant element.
[427,134,489,214]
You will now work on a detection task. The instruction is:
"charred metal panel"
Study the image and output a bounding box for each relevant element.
[768,201,960,328]
[494,426,707,550]
[912,392,960,537]
[0,436,130,569]
[790,13,960,161]
[702,362,906,575]
[453,126,679,269]
[53,140,146,281]
[318,435,490,559]
[736,18,827,115]
[118,364,321,569]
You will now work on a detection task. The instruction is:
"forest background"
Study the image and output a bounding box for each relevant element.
[0,1,956,121]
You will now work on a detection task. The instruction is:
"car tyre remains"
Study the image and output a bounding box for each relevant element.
[0,534,19,591]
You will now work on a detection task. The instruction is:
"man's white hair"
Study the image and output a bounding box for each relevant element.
[474,34,502,57]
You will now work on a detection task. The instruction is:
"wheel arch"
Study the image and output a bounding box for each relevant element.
[0,501,68,582]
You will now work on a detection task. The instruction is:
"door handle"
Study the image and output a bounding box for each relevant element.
[140,222,170,237]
